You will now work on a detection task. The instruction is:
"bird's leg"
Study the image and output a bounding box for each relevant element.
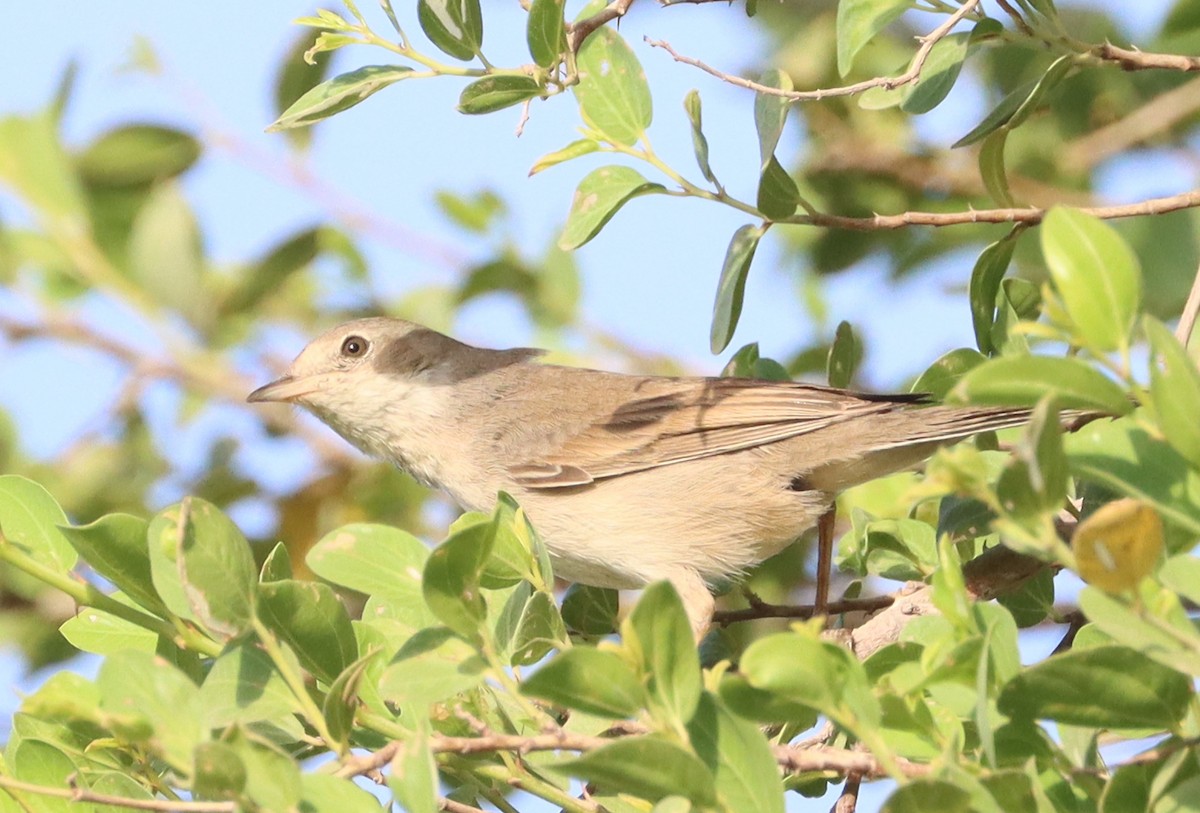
[814,506,837,616]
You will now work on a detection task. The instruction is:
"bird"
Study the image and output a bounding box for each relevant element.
[247,317,1052,639]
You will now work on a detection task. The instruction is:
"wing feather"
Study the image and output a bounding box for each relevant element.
[509,377,927,488]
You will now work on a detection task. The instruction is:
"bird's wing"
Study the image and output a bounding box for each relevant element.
[508,377,926,488]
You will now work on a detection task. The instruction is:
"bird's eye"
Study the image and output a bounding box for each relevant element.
[340,336,368,357]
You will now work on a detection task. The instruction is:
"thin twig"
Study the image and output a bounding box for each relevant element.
[1093,42,1200,72]
[647,0,981,102]
[790,188,1200,231]
[0,774,235,813]
[568,0,637,52]
[833,773,862,813]
[1175,258,1200,346]
[713,593,895,626]
[439,797,488,813]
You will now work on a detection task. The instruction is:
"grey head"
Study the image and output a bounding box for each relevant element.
[246,317,541,468]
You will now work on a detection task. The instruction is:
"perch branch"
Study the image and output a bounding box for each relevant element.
[646,0,981,102]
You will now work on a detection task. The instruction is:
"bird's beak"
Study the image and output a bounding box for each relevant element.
[246,375,314,404]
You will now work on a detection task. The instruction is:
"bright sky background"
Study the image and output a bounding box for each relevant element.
[0,2,1182,810]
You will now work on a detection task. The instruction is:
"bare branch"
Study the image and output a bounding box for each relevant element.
[713,593,896,626]
[792,188,1200,231]
[568,0,637,52]
[647,0,981,102]
[1176,258,1200,347]
[1093,42,1200,72]
[0,774,235,813]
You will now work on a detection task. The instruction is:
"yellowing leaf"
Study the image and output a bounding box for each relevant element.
[1073,499,1163,593]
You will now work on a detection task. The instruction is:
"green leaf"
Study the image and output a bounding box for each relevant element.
[199,639,301,730]
[1145,317,1200,468]
[627,581,701,727]
[740,630,880,731]
[273,28,334,150]
[97,651,204,773]
[882,780,972,813]
[76,124,200,187]
[12,740,78,813]
[753,70,798,219]
[911,348,985,400]
[260,541,292,582]
[687,693,785,813]
[998,645,1192,728]
[827,320,862,388]
[1066,418,1200,536]
[558,165,664,250]
[1041,207,1141,353]
[0,114,87,226]
[127,182,207,325]
[1161,554,1200,606]
[561,584,619,635]
[257,579,358,683]
[684,90,718,186]
[192,741,246,801]
[379,626,487,708]
[553,738,717,807]
[422,520,493,639]
[60,513,161,612]
[951,355,1132,415]
[1006,54,1073,131]
[1078,586,1200,677]
[952,77,1037,148]
[0,475,76,571]
[268,65,413,130]
[978,130,1013,207]
[59,602,157,655]
[147,503,199,623]
[901,31,971,114]
[754,69,791,164]
[529,138,600,175]
[717,672,819,727]
[997,564,1055,628]
[957,54,1072,146]
[756,155,799,220]
[996,397,1067,518]
[458,75,543,114]
[171,497,257,637]
[495,583,566,665]
[522,646,645,718]
[968,229,1021,354]
[418,0,483,61]
[307,523,434,630]
[836,0,910,76]
[222,227,321,315]
[527,0,566,67]
[322,652,373,751]
[710,224,766,353]
[225,728,302,813]
[386,721,438,813]
[574,27,652,146]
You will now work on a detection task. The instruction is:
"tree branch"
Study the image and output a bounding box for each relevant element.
[1093,42,1200,72]
[1063,75,1200,172]
[568,0,637,52]
[713,593,895,626]
[646,0,981,102]
[790,188,1200,231]
[0,774,235,813]
[1176,258,1200,347]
